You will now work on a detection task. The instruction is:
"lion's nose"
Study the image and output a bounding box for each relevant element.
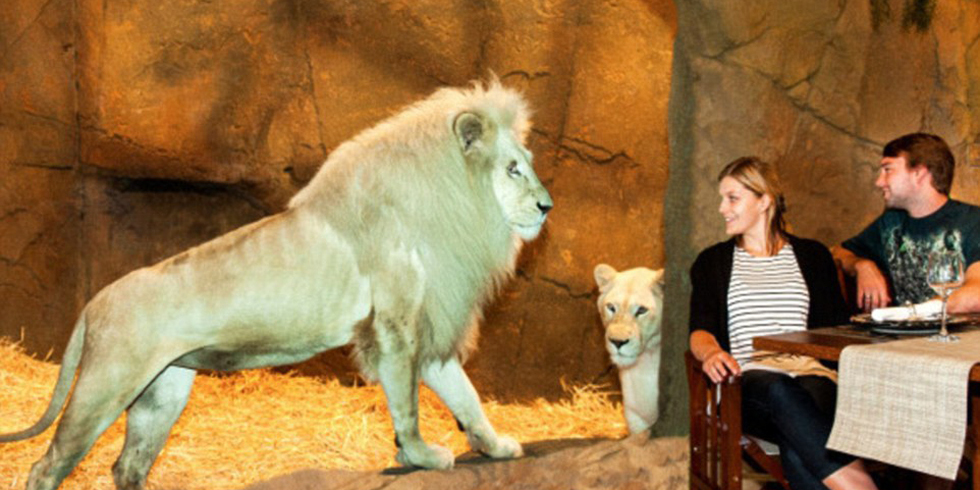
[609,338,629,350]
[537,201,553,215]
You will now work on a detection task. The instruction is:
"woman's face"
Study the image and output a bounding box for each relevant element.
[718,176,770,238]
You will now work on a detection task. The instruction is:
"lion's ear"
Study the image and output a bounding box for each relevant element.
[453,111,494,156]
[594,263,618,290]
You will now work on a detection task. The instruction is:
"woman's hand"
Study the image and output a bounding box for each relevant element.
[701,349,740,383]
[691,330,741,383]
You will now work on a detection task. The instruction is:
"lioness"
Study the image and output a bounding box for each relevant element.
[2,81,553,490]
[593,264,664,434]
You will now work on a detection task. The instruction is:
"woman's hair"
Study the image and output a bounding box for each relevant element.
[717,156,788,256]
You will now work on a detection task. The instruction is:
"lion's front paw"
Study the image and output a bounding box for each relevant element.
[396,442,455,470]
[481,434,523,459]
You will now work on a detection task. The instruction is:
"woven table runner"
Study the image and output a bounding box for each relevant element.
[827,330,980,480]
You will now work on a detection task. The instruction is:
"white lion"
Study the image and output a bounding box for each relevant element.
[1,80,553,490]
[593,264,664,434]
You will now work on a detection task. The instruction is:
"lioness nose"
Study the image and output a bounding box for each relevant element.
[537,201,553,214]
[609,338,629,349]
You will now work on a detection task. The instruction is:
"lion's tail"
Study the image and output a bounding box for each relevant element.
[0,315,86,443]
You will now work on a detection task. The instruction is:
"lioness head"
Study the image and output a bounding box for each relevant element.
[594,264,664,367]
[454,111,553,241]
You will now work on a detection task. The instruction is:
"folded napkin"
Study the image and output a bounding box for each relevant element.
[871,299,942,322]
[742,352,837,381]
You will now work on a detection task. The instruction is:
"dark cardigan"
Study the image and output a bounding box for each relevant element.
[688,234,849,353]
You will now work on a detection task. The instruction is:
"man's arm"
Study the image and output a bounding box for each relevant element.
[947,261,980,314]
[831,245,892,311]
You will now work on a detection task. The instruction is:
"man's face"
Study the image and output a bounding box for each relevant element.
[875,155,923,209]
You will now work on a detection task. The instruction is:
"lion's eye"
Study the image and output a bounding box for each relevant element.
[507,160,522,177]
[635,306,649,316]
[605,303,616,314]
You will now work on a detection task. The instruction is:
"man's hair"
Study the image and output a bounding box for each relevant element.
[882,133,955,195]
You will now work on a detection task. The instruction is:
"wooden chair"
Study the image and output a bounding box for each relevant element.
[686,350,792,490]
[834,258,860,315]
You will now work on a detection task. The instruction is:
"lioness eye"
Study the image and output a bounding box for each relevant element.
[605,303,616,314]
[507,160,521,177]
[635,306,649,316]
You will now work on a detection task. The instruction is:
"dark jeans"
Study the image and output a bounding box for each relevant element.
[741,370,855,490]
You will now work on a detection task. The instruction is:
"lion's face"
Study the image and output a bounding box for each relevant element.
[489,133,552,240]
[593,265,664,367]
[453,111,552,241]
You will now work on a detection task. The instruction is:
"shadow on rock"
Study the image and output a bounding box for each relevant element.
[236,433,688,490]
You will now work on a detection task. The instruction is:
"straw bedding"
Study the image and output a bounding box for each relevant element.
[0,337,627,490]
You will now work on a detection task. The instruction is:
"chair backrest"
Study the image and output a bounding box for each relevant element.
[835,258,860,314]
[685,351,792,490]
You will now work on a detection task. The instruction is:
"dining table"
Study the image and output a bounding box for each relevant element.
[753,320,980,488]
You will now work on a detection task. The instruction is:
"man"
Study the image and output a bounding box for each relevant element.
[833,132,980,314]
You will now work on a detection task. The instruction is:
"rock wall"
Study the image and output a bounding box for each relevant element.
[662,0,980,435]
[10,0,980,439]
[0,0,79,355]
[0,0,675,402]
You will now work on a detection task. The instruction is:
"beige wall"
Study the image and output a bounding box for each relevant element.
[0,0,675,402]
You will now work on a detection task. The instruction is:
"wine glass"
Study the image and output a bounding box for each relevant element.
[927,249,965,342]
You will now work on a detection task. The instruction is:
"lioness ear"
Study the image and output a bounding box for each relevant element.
[594,263,618,290]
[453,112,493,157]
[651,268,665,290]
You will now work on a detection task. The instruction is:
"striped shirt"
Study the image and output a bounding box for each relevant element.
[727,244,810,366]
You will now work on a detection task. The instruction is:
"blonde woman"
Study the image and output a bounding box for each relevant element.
[688,157,878,490]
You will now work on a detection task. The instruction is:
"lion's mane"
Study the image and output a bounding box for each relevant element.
[288,81,532,374]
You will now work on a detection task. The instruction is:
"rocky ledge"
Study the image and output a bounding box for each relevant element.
[240,434,688,490]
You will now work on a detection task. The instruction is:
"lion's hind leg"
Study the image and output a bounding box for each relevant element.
[421,357,523,460]
[112,365,196,490]
[26,358,173,490]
